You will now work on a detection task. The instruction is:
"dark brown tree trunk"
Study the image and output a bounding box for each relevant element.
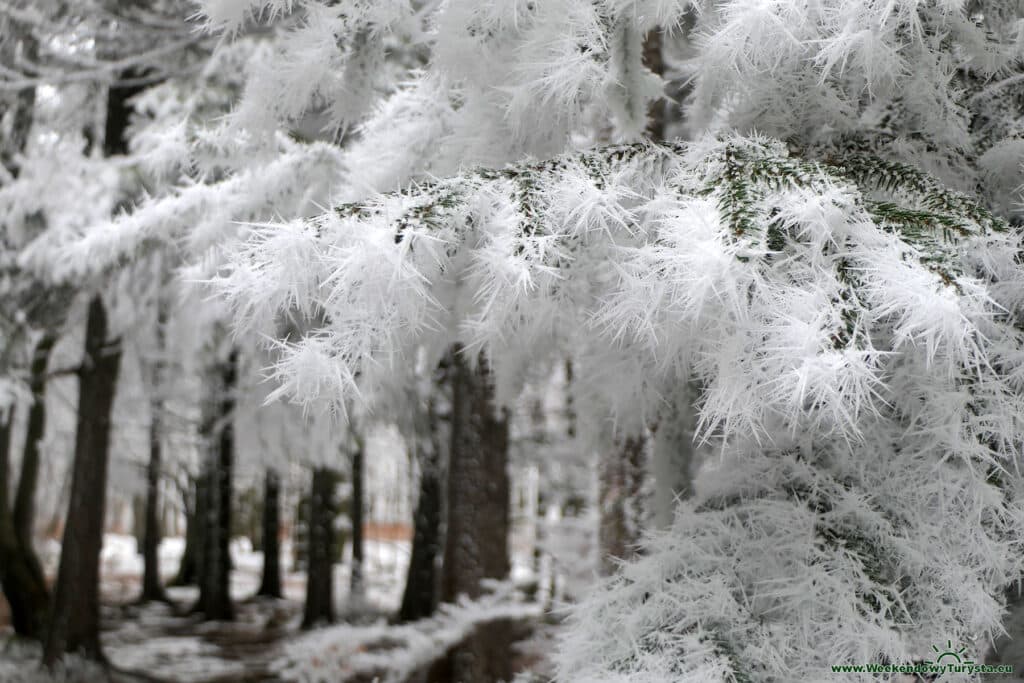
[195,351,237,621]
[139,410,167,602]
[0,412,10,514]
[140,309,168,603]
[642,29,666,141]
[438,347,512,683]
[302,467,336,629]
[0,336,53,640]
[172,475,201,586]
[598,432,647,576]
[441,348,511,603]
[350,445,364,598]
[1,408,50,641]
[43,296,121,666]
[398,398,444,623]
[14,334,55,550]
[257,468,282,599]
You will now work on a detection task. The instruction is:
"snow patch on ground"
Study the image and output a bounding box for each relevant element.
[273,582,543,683]
[109,636,245,681]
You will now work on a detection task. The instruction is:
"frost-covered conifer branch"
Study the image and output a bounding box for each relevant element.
[214,137,1024,681]
[18,137,345,283]
[214,135,1020,446]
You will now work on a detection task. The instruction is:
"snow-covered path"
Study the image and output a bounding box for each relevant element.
[103,595,298,683]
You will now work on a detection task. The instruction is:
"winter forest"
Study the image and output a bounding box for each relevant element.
[4,0,1024,682]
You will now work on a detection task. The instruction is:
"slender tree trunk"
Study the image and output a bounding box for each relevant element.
[195,351,237,621]
[398,399,443,623]
[650,382,700,530]
[14,334,55,550]
[438,347,512,683]
[0,337,53,640]
[598,431,647,576]
[257,468,282,598]
[43,296,121,666]
[0,411,10,515]
[140,307,168,603]
[139,409,167,602]
[1,410,49,640]
[172,475,201,586]
[302,467,335,629]
[349,445,364,599]
[642,28,666,141]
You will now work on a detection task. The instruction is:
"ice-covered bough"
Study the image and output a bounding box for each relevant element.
[213,134,1024,681]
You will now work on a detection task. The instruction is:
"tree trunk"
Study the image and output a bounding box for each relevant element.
[442,348,511,602]
[139,408,167,602]
[14,334,54,552]
[642,28,666,141]
[302,467,336,629]
[349,445,364,599]
[598,430,647,576]
[398,399,443,623]
[257,468,282,599]
[172,475,201,586]
[0,336,54,640]
[438,347,511,683]
[43,296,121,666]
[140,306,169,603]
[1,407,50,641]
[650,382,700,530]
[0,411,10,516]
[195,351,237,621]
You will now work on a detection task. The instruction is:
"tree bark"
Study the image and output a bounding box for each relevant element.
[171,475,201,586]
[598,430,647,576]
[14,334,55,551]
[349,445,364,599]
[43,296,121,666]
[139,307,168,603]
[442,348,510,603]
[398,397,444,623]
[438,347,512,683]
[0,336,54,640]
[302,467,336,629]
[257,468,282,599]
[195,350,237,621]
[139,408,167,602]
[642,28,666,141]
[1,407,50,641]
[0,412,10,518]
[649,382,700,530]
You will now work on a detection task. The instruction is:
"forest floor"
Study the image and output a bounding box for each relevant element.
[14,533,1024,681]
[0,534,550,683]
[102,592,299,683]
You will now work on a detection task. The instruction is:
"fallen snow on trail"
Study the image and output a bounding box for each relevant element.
[273,582,543,683]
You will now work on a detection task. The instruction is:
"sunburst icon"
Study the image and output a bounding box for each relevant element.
[932,640,975,666]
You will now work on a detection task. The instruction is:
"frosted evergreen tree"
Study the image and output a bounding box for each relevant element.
[46,0,1024,680]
